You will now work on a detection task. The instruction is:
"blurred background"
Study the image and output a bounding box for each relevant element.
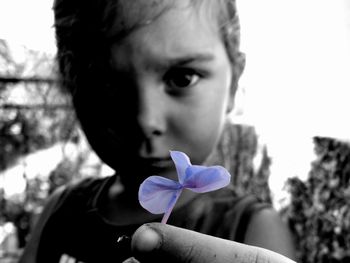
[0,0,349,262]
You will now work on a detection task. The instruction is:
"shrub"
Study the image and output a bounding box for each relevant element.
[283,137,350,263]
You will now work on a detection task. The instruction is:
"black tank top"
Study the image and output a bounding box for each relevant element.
[35,175,271,262]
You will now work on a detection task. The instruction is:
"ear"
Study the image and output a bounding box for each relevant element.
[227,52,246,113]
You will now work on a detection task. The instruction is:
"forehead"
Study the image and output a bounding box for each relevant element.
[103,0,220,40]
[108,1,232,75]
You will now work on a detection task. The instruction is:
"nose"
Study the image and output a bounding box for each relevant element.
[137,84,167,138]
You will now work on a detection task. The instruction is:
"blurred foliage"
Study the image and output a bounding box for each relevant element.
[0,39,81,251]
[210,123,272,203]
[0,39,55,78]
[282,137,350,263]
[0,39,76,171]
[0,105,77,171]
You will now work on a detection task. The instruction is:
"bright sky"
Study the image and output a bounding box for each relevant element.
[0,0,56,53]
[237,0,350,206]
[0,0,350,207]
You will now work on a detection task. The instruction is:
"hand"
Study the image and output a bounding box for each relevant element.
[130,223,296,263]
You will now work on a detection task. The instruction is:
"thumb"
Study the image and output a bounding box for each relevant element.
[131,223,295,263]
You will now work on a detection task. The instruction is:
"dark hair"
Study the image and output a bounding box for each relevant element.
[53,0,243,99]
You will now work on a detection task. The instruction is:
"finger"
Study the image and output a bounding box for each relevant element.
[131,223,296,263]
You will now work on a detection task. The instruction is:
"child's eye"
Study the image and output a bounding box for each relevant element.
[164,68,200,90]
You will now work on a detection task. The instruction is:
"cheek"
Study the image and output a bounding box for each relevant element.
[171,86,230,164]
[194,73,232,133]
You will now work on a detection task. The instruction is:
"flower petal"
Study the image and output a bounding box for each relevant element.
[138,176,182,214]
[170,151,191,184]
[183,165,231,193]
[184,165,207,181]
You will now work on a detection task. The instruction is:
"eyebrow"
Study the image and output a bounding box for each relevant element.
[163,53,215,67]
[110,52,216,73]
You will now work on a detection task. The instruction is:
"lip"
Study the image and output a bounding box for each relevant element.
[138,156,173,169]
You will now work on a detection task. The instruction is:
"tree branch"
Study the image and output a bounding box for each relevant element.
[0,76,58,84]
[0,103,72,110]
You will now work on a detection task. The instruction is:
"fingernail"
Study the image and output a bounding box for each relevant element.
[132,225,161,252]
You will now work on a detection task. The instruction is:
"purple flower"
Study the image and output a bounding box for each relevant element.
[138,151,231,224]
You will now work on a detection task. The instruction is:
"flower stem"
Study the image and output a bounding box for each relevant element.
[161,189,183,224]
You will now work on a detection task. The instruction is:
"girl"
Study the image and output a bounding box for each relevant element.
[20,0,295,262]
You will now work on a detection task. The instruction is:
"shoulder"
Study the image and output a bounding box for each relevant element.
[244,207,296,260]
[55,175,115,202]
[33,175,113,231]
[18,175,114,263]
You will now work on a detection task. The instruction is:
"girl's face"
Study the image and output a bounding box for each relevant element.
[83,1,236,184]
